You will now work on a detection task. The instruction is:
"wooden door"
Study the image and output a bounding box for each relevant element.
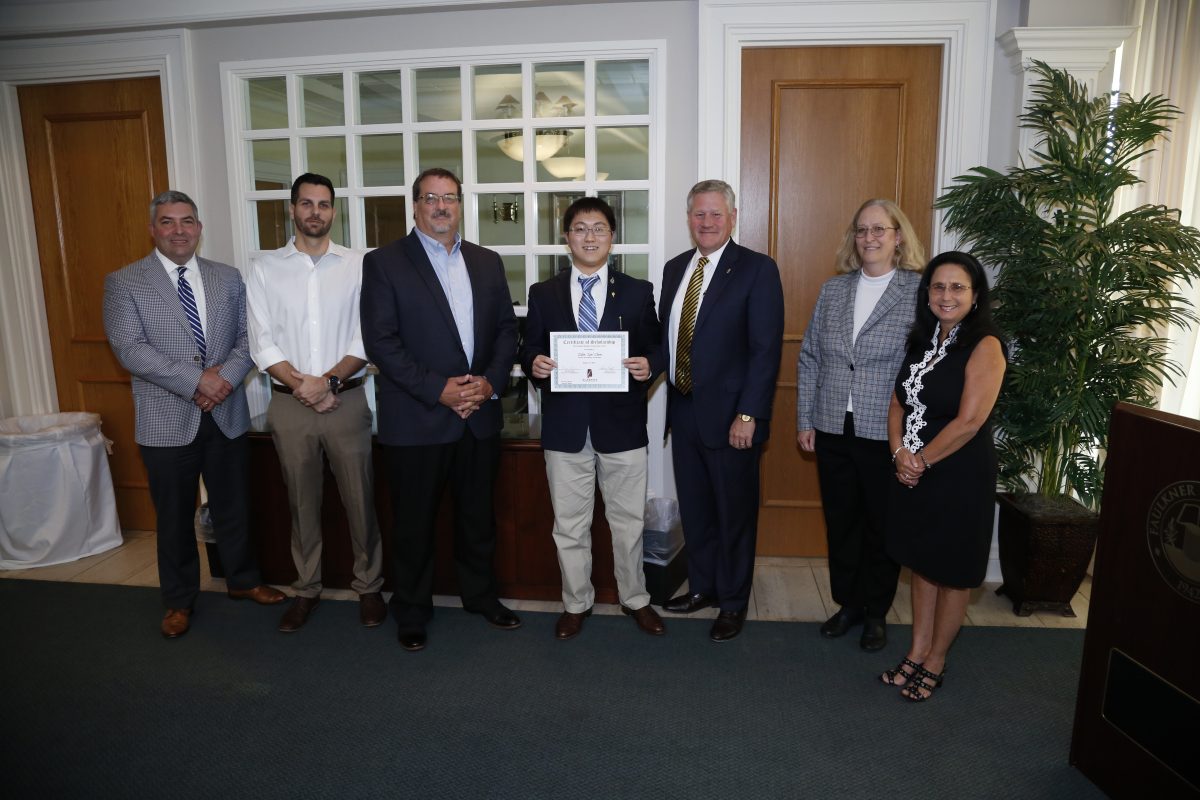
[19,77,170,530]
[740,46,942,556]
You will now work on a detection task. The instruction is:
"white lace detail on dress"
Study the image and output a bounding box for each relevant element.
[901,323,961,453]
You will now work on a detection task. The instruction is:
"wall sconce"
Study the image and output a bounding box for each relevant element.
[493,196,520,224]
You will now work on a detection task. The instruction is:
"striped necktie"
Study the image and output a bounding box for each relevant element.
[176,266,206,363]
[578,274,600,332]
[674,256,708,394]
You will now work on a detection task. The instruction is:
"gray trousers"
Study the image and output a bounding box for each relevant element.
[267,386,384,597]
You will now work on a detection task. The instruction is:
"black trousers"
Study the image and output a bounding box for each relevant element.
[140,413,258,609]
[383,430,501,630]
[669,389,761,612]
[814,412,900,618]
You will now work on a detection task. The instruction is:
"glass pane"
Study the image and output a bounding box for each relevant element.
[537,191,583,245]
[477,193,525,247]
[596,60,650,116]
[536,128,584,182]
[597,127,649,181]
[500,254,525,307]
[300,73,344,127]
[255,200,290,249]
[361,134,405,187]
[614,254,649,281]
[417,131,463,178]
[364,196,407,248]
[358,70,402,124]
[250,139,291,190]
[247,77,288,129]
[328,197,350,247]
[601,189,648,244]
[414,67,461,122]
[477,131,523,183]
[304,137,348,186]
[474,64,521,120]
[537,254,571,282]
[534,62,584,118]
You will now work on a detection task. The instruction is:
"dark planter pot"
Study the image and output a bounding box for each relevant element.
[995,492,1099,617]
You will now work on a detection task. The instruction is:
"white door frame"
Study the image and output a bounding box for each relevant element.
[0,29,200,416]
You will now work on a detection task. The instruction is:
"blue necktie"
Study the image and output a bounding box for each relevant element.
[176,266,206,362]
[578,275,600,332]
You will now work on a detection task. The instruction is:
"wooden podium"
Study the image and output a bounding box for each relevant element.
[1070,402,1200,796]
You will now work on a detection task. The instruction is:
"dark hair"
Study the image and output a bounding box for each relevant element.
[908,250,1004,353]
[412,167,463,203]
[290,173,335,205]
[561,196,617,234]
[148,190,198,224]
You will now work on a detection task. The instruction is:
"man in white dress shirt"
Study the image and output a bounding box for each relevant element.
[247,173,385,632]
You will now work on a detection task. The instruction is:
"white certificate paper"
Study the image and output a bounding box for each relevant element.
[549,331,629,392]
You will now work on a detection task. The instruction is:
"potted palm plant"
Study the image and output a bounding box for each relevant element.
[935,60,1200,615]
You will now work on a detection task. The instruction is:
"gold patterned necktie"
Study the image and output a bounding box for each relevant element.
[674,255,708,394]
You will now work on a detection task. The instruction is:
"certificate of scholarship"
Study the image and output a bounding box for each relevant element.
[549,331,629,392]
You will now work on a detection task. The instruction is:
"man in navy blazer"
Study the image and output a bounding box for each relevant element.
[520,197,667,641]
[103,190,285,640]
[361,168,519,652]
[659,180,784,641]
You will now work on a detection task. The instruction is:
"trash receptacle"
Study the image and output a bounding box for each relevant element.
[642,497,687,604]
[0,413,122,569]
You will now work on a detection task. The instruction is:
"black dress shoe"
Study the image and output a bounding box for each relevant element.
[478,605,522,630]
[819,606,865,639]
[278,596,319,633]
[662,592,717,614]
[710,608,747,642]
[860,617,887,651]
[398,628,427,652]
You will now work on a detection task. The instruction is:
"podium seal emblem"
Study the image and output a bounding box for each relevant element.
[1146,481,1200,604]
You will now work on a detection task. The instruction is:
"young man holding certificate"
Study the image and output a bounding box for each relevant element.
[520,197,667,640]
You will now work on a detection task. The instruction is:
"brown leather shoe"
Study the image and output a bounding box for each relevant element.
[227,584,287,605]
[554,608,592,640]
[161,608,191,639]
[359,592,387,628]
[622,604,666,635]
[278,596,319,632]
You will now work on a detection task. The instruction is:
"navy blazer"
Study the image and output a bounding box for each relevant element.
[361,230,517,447]
[660,241,785,449]
[520,268,664,453]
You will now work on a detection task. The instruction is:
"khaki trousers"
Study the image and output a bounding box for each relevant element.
[544,436,650,613]
[267,387,383,597]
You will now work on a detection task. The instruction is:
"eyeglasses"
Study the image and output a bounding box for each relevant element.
[568,224,612,237]
[854,225,898,239]
[419,193,462,206]
[929,282,973,295]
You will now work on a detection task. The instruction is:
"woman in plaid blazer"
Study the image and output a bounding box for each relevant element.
[796,199,925,652]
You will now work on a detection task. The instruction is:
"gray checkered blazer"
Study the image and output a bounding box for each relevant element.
[796,268,920,441]
[103,252,253,447]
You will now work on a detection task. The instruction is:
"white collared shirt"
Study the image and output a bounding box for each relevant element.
[668,239,731,384]
[157,250,207,338]
[246,238,367,378]
[570,263,609,329]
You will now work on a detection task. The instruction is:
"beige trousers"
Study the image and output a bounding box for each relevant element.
[544,436,650,613]
[267,387,384,597]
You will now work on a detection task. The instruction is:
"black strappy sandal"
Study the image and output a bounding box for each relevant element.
[901,666,945,702]
[880,657,923,686]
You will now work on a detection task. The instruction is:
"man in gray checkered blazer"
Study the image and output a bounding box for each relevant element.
[103,190,285,639]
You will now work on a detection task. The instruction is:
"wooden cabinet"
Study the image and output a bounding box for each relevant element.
[247,429,620,603]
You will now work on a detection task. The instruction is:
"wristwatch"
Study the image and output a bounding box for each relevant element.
[327,375,341,394]
[739,414,753,423]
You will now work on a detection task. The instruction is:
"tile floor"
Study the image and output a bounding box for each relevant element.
[0,529,1091,629]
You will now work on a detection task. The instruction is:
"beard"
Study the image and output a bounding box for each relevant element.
[294,214,332,239]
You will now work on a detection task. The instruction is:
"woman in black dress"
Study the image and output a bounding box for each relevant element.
[880,251,1006,701]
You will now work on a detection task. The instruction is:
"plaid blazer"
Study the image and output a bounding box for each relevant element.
[796,268,920,441]
[103,252,253,447]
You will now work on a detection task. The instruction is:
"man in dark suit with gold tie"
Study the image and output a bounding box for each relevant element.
[361,168,520,652]
[658,180,784,641]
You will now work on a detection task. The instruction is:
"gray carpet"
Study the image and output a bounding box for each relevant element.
[0,580,1104,799]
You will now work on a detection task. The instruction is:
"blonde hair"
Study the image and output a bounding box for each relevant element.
[833,198,925,274]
